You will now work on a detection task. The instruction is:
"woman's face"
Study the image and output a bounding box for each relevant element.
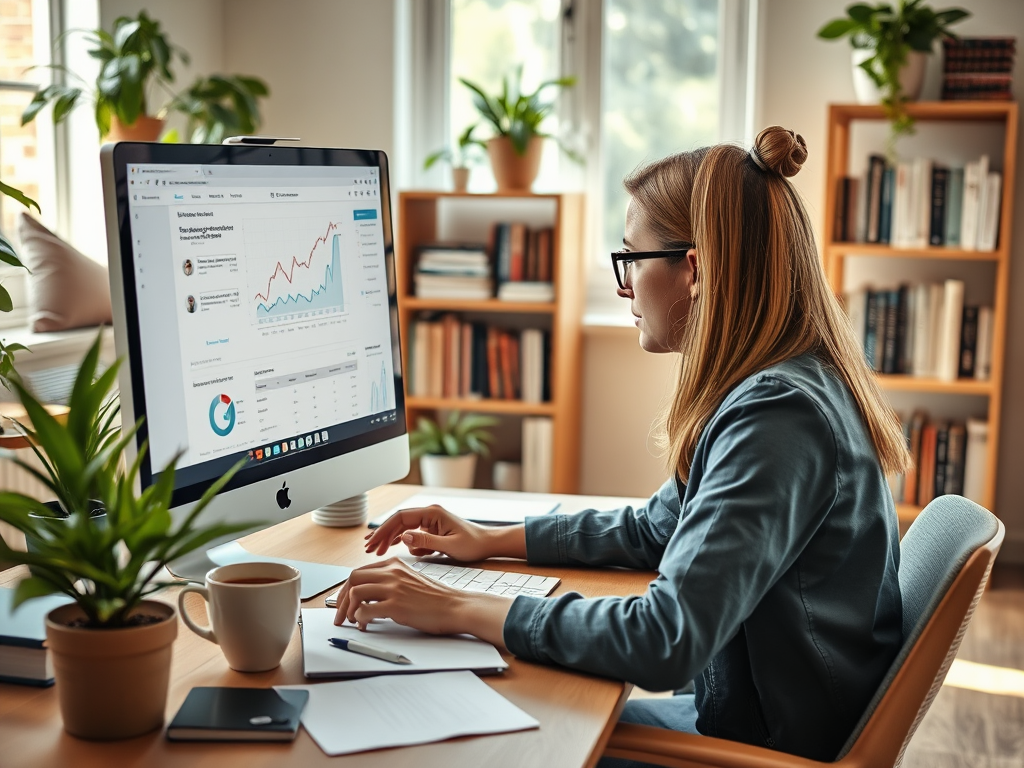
[618,199,698,354]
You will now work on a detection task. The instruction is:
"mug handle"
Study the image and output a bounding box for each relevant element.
[178,585,218,644]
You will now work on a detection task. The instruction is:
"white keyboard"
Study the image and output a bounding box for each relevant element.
[325,561,560,606]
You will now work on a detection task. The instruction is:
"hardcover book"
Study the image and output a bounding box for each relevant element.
[166,687,308,742]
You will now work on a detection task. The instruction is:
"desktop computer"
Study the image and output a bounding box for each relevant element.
[100,143,409,595]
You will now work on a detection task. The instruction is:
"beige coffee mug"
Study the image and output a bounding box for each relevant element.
[177,562,300,672]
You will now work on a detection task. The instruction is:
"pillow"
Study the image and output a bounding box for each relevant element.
[16,213,113,333]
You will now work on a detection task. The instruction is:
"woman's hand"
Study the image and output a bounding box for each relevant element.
[363,504,525,561]
[332,558,513,646]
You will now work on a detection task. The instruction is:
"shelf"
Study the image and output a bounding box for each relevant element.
[406,396,557,416]
[400,190,566,201]
[830,101,1016,123]
[874,374,993,396]
[402,297,556,314]
[825,243,1001,261]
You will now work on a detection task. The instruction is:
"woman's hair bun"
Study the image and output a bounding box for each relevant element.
[751,126,807,178]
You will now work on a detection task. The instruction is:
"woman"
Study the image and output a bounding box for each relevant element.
[334,126,909,762]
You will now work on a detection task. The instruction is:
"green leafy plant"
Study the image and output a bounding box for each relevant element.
[423,123,487,171]
[21,10,269,141]
[0,179,37,387]
[409,411,498,461]
[817,1,970,140]
[459,65,580,160]
[0,336,254,626]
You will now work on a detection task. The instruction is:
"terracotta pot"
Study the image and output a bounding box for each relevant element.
[487,136,543,192]
[104,115,165,143]
[851,49,927,104]
[46,600,177,740]
[420,453,477,488]
[452,166,470,193]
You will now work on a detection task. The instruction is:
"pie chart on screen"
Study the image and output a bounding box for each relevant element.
[209,394,236,437]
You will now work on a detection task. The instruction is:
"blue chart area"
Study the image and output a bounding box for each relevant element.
[255,233,346,323]
[370,360,389,412]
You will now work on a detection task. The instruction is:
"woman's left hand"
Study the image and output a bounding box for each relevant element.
[332,558,514,646]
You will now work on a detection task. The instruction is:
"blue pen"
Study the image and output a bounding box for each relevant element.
[328,637,412,664]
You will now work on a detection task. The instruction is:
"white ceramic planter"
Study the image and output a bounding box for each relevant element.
[851,49,926,104]
[420,453,477,488]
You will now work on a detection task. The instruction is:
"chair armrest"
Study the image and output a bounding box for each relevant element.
[604,723,825,768]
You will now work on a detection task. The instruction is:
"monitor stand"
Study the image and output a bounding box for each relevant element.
[168,541,352,600]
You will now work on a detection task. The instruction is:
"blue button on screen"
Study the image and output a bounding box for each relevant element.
[353,209,378,220]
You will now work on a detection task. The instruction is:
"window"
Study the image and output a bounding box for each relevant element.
[403,0,756,315]
[0,0,57,329]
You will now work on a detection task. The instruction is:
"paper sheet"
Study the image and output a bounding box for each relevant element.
[301,608,507,678]
[276,670,538,756]
[368,491,560,527]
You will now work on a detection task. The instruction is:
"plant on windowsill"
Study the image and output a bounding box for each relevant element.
[20,10,269,143]
[0,180,36,388]
[409,411,498,489]
[423,124,488,193]
[817,0,970,147]
[0,335,253,740]
[459,65,580,192]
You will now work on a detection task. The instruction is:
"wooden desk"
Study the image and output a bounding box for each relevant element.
[0,484,654,768]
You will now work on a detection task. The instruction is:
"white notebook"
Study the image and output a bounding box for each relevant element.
[300,608,507,678]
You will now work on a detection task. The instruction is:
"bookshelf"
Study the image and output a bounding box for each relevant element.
[396,191,585,493]
[823,102,1018,523]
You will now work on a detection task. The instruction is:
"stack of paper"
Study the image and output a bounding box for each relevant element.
[277,670,539,756]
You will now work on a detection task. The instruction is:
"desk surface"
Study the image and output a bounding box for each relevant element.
[0,484,654,768]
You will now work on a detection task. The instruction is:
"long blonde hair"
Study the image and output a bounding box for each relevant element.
[624,126,911,482]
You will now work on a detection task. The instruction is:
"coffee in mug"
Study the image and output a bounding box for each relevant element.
[177,562,300,672]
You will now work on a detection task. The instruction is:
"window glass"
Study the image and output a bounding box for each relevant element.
[601,0,719,255]
[450,0,564,192]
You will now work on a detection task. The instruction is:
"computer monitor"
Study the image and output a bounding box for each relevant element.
[100,143,409,595]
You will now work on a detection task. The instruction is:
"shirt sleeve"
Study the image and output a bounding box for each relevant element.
[503,377,839,692]
[522,477,682,570]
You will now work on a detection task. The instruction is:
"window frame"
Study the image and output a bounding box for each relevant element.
[398,0,760,322]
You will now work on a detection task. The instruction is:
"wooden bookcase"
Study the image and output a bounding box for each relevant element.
[395,191,585,493]
[823,102,1018,522]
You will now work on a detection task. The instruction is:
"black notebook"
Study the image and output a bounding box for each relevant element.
[166,687,308,742]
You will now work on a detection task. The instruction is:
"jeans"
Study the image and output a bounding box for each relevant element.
[597,693,700,768]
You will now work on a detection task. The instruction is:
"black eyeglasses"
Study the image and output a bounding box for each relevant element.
[610,247,692,290]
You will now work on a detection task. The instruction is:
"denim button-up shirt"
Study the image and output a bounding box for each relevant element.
[503,354,902,761]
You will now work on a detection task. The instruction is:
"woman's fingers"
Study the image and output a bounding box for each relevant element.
[345,583,390,625]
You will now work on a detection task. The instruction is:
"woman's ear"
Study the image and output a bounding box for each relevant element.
[687,249,699,299]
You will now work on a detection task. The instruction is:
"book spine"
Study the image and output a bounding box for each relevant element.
[974,306,994,381]
[977,171,1002,252]
[945,167,964,247]
[929,166,949,246]
[937,279,965,382]
[866,155,886,243]
[486,326,501,398]
[881,289,899,374]
[892,162,911,247]
[958,305,979,378]
[962,418,989,504]
[895,284,910,374]
[933,422,950,499]
[944,422,966,496]
[918,423,937,507]
[904,411,926,506]
[913,158,933,249]
[960,160,982,250]
[460,322,473,397]
[910,283,930,377]
[864,289,880,370]
[879,167,895,244]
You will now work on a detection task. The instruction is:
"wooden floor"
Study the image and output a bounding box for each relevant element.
[902,583,1024,768]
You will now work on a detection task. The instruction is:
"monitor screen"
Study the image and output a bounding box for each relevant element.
[101,143,408,575]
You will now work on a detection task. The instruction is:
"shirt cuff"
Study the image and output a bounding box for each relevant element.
[524,514,567,564]
[502,594,550,660]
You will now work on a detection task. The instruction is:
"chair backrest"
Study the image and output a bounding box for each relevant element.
[836,494,1004,767]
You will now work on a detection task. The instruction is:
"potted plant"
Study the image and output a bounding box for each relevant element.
[817,1,970,141]
[21,10,269,143]
[0,180,36,387]
[0,336,252,740]
[409,411,498,488]
[424,124,487,193]
[459,65,579,192]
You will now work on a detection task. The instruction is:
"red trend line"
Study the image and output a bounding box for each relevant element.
[253,221,339,304]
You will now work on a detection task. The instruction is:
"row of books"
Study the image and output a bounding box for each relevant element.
[845,280,992,381]
[413,244,493,300]
[409,314,550,402]
[942,37,1015,101]
[891,413,987,508]
[836,154,1001,251]
[491,222,556,302]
